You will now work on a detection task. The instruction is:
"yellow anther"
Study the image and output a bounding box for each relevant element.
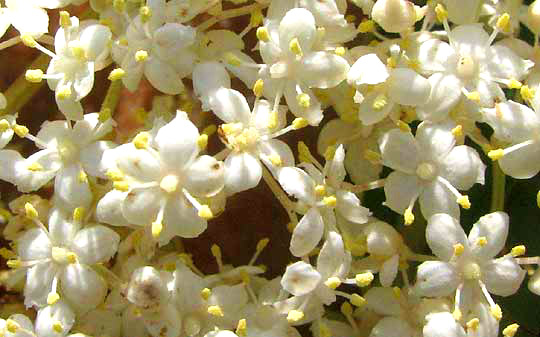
[70,42,86,60]
[198,205,214,220]
[59,11,71,28]
[466,318,480,330]
[358,20,375,33]
[135,50,149,62]
[236,318,247,337]
[453,243,465,256]
[221,122,242,135]
[119,37,128,46]
[451,125,463,137]
[396,120,411,133]
[113,0,126,12]
[256,27,270,42]
[0,119,10,132]
[289,38,303,56]
[224,52,242,66]
[452,308,462,321]
[287,310,304,323]
[386,57,397,68]
[52,321,64,333]
[151,221,163,239]
[323,195,337,207]
[372,94,388,110]
[503,323,519,337]
[435,4,448,22]
[207,305,224,317]
[364,149,382,163]
[20,34,37,48]
[13,124,29,137]
[163,262,176,272]
[67,252,77,263]
[6,319,19,333]
[47,292,60,305]
[355,272,374,287]
[25,69,44,83]
[507,79,522,89]
[404,207,415,225]
[488,149,505,161]
[457,195,471,209]
[113,181,130,192]
[139,6,152,22]
[490,304,502,321]
[511,245,526,257]
[292,117,309,130]
[465,91,480,102]
[250,8,264,27]
[315,185,326,197]
[197,134,208,150]
[351,293,366,307]
[108,68,125,81]
[133,131,150,149]
[25,202,38,219]
[268,154,282,167]
[256,238,270,252]
[203,124,217,136]
[497,13,511,33]
[253,79,264,97]
[334,46,346,56]
[211,244,222,260]
[297,93,311,108]
[56,85,72,100]
[476,236,487,247]
[7,259,21,269]
[106,169,124,181]
[73,207,86,222]
[200,288,211,300]
[340,301,353,316]
[392,287,402,298]
[521,85,535,101]
[27,162,43,172]
[324,276,342,289]
[78,170,88,183]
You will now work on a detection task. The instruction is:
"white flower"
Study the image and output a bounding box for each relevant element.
[97,111,224,245]
[278,145,370,256]
[347,53,431,125]
[46,18,112,120]
[370,0,417,33]
[0,0,49,39]
[257,7,350,125]
[379,121,485,220]
[14,207,120,310]
[482,98,540,179]
[415,23,533,121]
[414,212,525,317]
[0,114,16,149]
[0,113,114,212]
[210,87,294,194]
[423,312,466,337]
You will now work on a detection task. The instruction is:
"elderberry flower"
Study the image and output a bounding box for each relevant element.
[0,0,49,39]
[379,121,485,221]
[414,212,525,320]
[278,145,370,256]
[97,111,224,245]
[12,207,120,310]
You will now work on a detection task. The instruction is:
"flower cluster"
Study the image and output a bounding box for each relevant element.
[0,0,540,337]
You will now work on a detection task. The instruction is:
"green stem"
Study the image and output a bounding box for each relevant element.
[490,162,506,212]
[100,79,123,115]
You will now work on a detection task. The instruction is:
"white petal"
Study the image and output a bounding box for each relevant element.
[379,254,399,287]
[155,113,200,170]
[71,226,120,265]
[283,82,323,125]
[416,73,462,122]
[209,88,251,124]
[357,91,395,125]
[450,24,490,60]
[487,45,533,81]
[317,231,347,279]
[415,121,456,162]
[299,52,350,89]
[161,195,207,240]
[416,39,455,74]
[79,24,112,61]
[440,145,486,190]
[423,312,466,337]
[482,101,540,143]
[54,165,93,212]
[48,208,80,247]
[258,139,295,172]
[116,146,161,182]
[278,167,316,204]
[183,155,225,197]
[122,187,163,225]
[383,171,421,214]
[35,301,75,337]
[80,141,116,178]
[7,2,49,37]
[192,62,231,110]
[468,212,508,260]
[387,68,431,106]
[414,261,460,297]
[61,263,107,310]
[326,144,346,186]
[16,150,61,192]
[419,180,460,219]
[379,129,419,174]
[290,207,324,257]
[144,57,184,95]
[72,62,94,100]
[55,92,84,121]
[224,151,262,194]
[278,8,316,54]
[336,190,370,224]
[364,287,401,316]
[281,261,321,296]
[24,262,56,308]
[370,317,413,337]
[498,141,540,179]
[348,53,389,86]
[96,190,131,226]
[426,213,468,261]
[482,256,525,296]
[17,228,52,261]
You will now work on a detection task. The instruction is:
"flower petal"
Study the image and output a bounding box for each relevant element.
[387,68,431,106]
[209,88,251,124]
[482,256,526,296]
[336,190,370,224]
[183,155,225,198]
[223,151,262,195]
[54,164,93,212]
[299,51,349,89]
[419,180,460,220]
[414,261,460,297]
[468,212,509,260]
[440,145,486,190]
[383,171,421,214]
[155,112,200,170]
[71,226,121,265]
[122,186,163,226]
[498,141,540,179]
[281,261,321,296]
[290,207,324,257]
[24,262,56,308]
[347,53,389,86]
[415,121,456,162]
[426,213,468,261]
[379,129,419,174]
[61,263,107,310]
[278,167,316,204]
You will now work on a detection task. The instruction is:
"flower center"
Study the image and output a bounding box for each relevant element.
[57,140,78,163]
[416,162,437,181]
[160,174,179,194]
[462,261,481,280]
[51,246,77,265]
[456,55,476,79]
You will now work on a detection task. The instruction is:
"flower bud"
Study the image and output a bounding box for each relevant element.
[371,0,416,33]
[529,1,540,33]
